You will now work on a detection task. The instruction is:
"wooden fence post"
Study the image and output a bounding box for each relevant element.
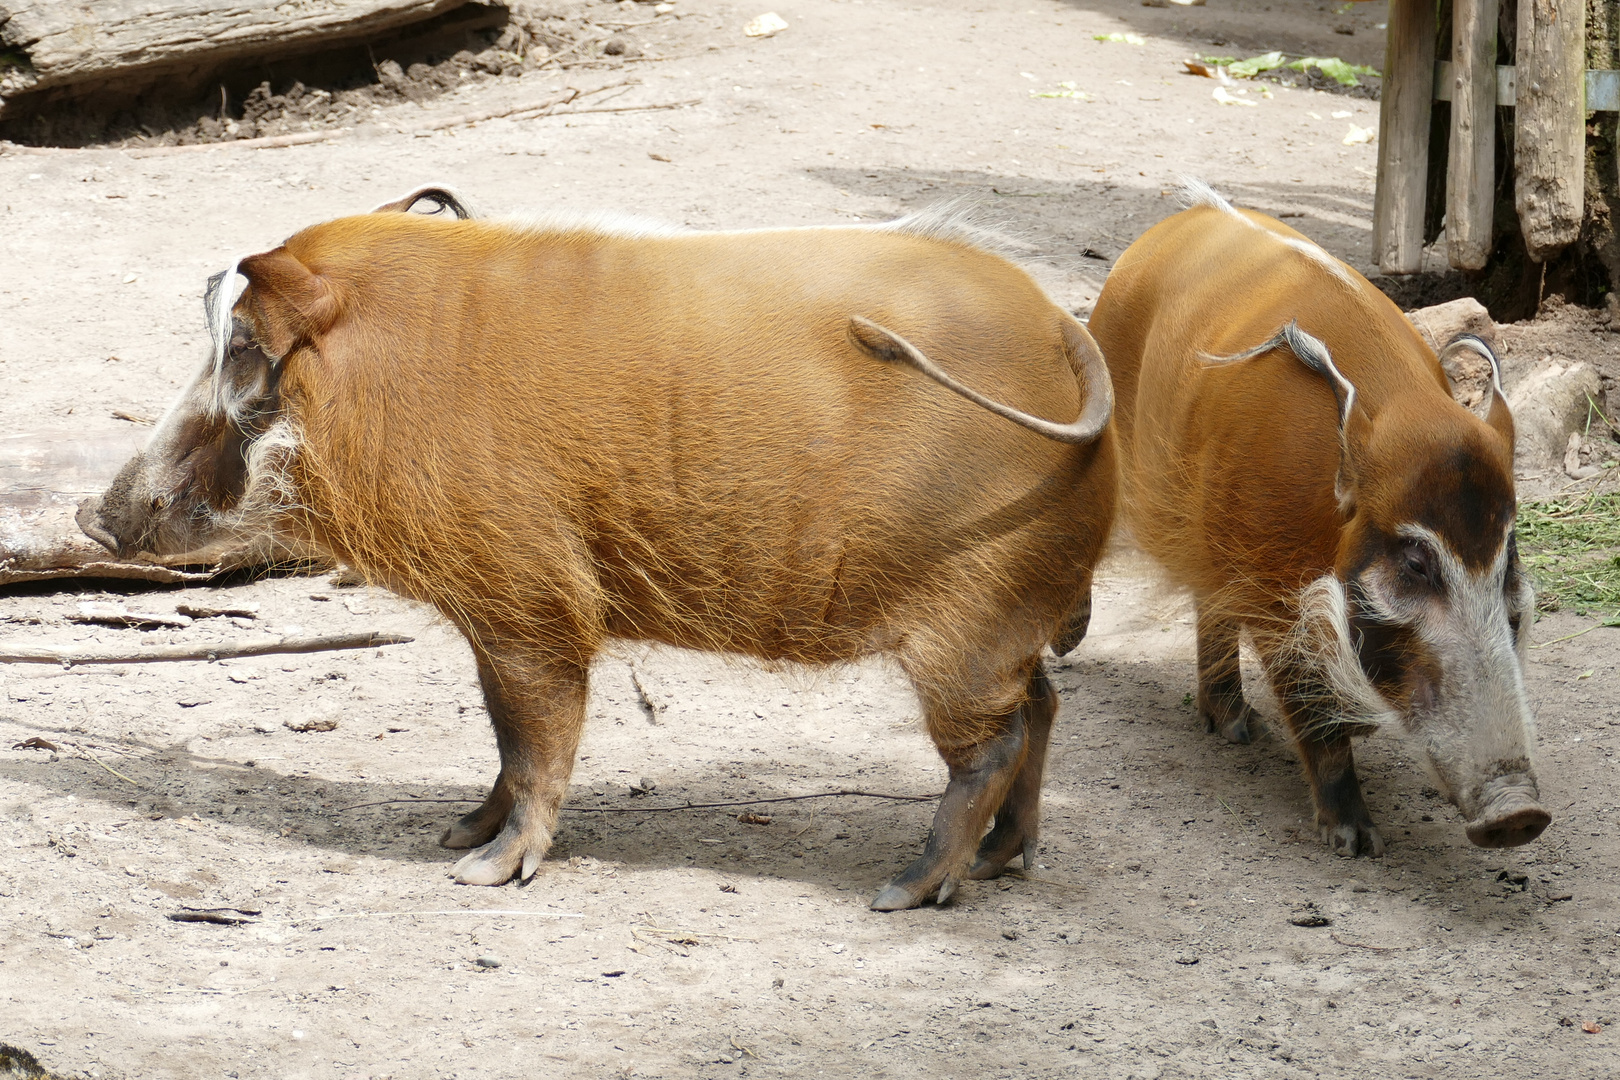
[1514,0,1585,261]
[1448,0,1500,270]
[1373,0,1439,274]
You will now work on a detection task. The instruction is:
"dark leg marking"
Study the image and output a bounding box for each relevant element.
[968,668,1056,879]
[1196,604,1260,744]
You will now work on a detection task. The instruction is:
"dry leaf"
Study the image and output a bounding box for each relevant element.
[744,12,788,37]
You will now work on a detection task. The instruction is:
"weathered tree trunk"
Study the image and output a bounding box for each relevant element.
[1375,0,1440,274]
[0,0,492,108]
[1514,0,1586,261]
[1448,0,1501,270]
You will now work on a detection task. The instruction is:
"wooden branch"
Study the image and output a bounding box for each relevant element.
[409,88,582,131]
[1515,0,1585,261]
[337,788,942,813]
[549,98,701,117]
[119,79,651,153]
[129,128,354,156]
[1448,0,1500,270]
[1372,0,1438,274]
[404,77,643,133]
[0,631,413,666]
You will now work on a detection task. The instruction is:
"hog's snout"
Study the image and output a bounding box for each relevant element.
[1464,775,1550,849]
[75,495,122,555]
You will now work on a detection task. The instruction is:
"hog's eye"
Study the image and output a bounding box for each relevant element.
[1399,540,1437,587]
[150,495,171,512]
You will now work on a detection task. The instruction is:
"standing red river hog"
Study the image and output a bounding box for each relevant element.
[75,190,1118,910]
[1087,183,1548,858]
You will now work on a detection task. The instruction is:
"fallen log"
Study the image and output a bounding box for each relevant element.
[0,0,497,105]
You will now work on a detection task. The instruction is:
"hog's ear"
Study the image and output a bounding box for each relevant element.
[1437,334,1515,454]
[238,248,339,359]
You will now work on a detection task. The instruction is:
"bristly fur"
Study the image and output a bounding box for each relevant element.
[1206,320,1356,429]
[1176,177,1358,288]
[1176,176,1239,214]
[1282,576,1399,734]
[1089,186,1543,851]
[492,197,1026,257]
[203,260,246,420]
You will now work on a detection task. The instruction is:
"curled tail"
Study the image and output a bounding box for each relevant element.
[847,315,1114,443]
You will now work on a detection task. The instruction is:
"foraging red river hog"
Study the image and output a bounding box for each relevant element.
[1087,184,1548,858]
[76,195,1118,910]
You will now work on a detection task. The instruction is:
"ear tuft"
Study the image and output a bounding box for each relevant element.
[1437,334,1515,449]
[238,248,338,359]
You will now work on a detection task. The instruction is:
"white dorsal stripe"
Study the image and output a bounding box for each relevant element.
[1178,178,1359,288]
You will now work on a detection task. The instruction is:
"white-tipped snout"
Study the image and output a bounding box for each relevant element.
[1464,772,1550,848]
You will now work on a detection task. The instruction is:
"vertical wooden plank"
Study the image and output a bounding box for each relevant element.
[1448,0,1500,269]
[1514,0,1585,261]
[1373,0,1439,274]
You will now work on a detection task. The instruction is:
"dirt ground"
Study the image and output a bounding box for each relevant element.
[1,0,1617,1077]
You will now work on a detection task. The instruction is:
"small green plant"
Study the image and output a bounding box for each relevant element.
[1517,492,1620,617]
[1216,51,1380,86]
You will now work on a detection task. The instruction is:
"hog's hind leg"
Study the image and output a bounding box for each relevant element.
[443,646,589,885]
[968,667,1056,879]
[871,670,1039,911]
[1196,605,1261,744]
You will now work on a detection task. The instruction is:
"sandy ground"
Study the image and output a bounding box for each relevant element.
[1,0,1617,1077]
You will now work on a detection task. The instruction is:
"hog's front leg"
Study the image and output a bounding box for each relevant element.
[442,646,588,885]
[1263,651,1384,858]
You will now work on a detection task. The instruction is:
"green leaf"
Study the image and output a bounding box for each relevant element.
[1288,56,1381,86]
[1031,82,1094,100]
[1226,51,1287,78]
[1093,32,1146,45]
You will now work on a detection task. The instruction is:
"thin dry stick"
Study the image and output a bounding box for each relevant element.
[551,98,700,117]
[409,87,580,131]
[408,79,638,132]
[532,37,597,69]
[629,666,664,724]
[0,630,413,666]
[76,745,140,786]
[301,910,584,923]
[128,78,635,152]
[1331,933,1415,952]
[1530,622,1619,650]
[632,923,756,943]
[130,128,352,155]
[335,788,941,814]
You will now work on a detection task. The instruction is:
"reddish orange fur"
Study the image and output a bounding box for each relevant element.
[225,211,1117,895]
[1091,204,1512,633]
[1090,202,1526,858]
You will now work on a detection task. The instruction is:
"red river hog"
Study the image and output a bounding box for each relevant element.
[78,189,1118,910]
[1087,183,1548,858]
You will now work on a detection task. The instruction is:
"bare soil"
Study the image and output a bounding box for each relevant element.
[1,1,1617,1078]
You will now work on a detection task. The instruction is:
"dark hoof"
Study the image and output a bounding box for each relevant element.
[1202,705,1257,745]
[441,806,505,850]
[967,837,1035,880]
[1322,821,1385,858]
